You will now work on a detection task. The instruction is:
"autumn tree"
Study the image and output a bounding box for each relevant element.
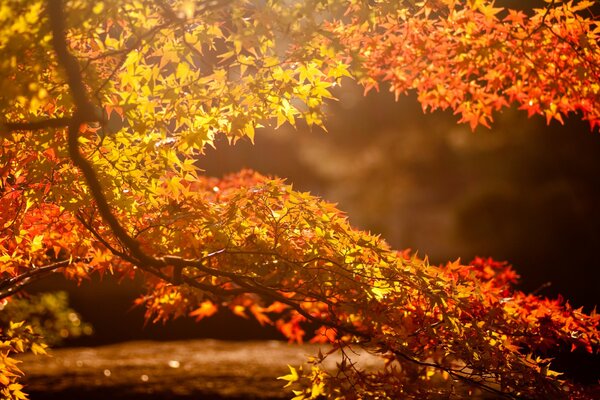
[1,0,599,399]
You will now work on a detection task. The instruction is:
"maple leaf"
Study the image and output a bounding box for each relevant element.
[0,0,599,399]
[188,300,218,321]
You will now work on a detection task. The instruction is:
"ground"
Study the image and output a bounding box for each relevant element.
[18,339,380,399]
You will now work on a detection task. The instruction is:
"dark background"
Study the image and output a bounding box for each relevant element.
[29,84,600,381]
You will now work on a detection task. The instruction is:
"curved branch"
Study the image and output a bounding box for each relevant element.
[392,350,516,399]
[47,1,94,119]
[1,117,71,135]
[0,258,85,301]
[47,0,160,269]
[157,253,520,398]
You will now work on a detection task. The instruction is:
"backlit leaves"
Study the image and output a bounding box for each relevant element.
[0,320,46,400]
[335,0,600,130]
[1,0,599,399]
[128,171,599,398]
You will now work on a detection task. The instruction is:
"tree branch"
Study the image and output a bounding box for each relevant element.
[1,117,71,134]
[0,259,82,301]
[47,0,161,269]
[156,252,520,398]
[47,0,95,120]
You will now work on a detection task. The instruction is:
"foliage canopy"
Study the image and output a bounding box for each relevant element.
[1,0,599,398]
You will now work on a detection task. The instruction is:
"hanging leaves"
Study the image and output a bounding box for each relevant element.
[1,0,599,399]
[334,0,600,130]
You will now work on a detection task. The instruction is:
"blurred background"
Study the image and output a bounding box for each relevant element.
[29,82,600,379]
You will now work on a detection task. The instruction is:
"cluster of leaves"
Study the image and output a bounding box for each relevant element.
[132,170,599,398]
[0,0,599,399]
[333,0,600,130]
[0,321,46,400]
[279,256,600,399]
[0,292,89,399]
